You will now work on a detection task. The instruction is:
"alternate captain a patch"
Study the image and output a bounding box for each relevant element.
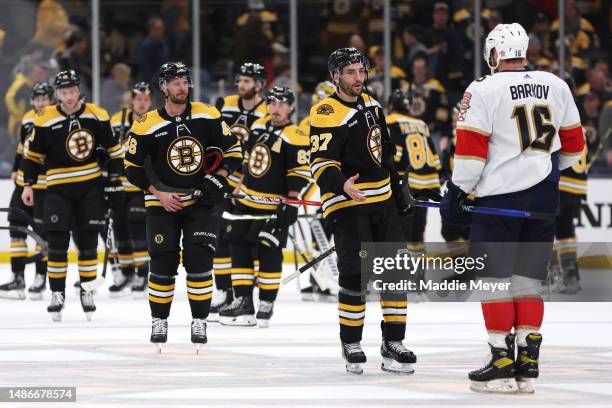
[167,136,203,175]
[367,124,383,165]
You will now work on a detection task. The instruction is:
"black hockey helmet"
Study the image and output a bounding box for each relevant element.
[54,70,80,89]
[132,81,152,96]
[158,62,192,89]
[237,62,266,83]
[328,47,370,80]
[31,82,54,100]
[388,89,412,114]
[266,86,295,106]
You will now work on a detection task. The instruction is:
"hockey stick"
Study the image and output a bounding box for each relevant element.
[282,246,336,285]
[80,209,114,292]
[221,211,318,221]
[0,207,48,264]
[228,194,322,207]
[586,127,611,171]
[412,200,557,221]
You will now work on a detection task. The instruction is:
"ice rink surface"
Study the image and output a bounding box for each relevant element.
[1,265,611,408]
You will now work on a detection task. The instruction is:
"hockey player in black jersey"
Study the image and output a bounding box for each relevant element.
[310,48,416,374]
[0,83,53,300]
[219,86,309,328]
[124,62,242,352]
[209,62,268,321]
[21,70,123,322]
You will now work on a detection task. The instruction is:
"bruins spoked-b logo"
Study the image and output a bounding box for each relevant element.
[66,129,94,161]
[367,124,383,165]
[167,136,203,175]
[248,143,271,177]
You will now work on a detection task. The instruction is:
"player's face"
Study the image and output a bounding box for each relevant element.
[237,76,259,100]
[165,77,189,104]
[32,95,52,113]
[132,93,152,115]
[268,101,291,124]
[57,86,80,109]
[336,62,366,97]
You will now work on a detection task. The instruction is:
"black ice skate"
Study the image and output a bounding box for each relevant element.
[108,270,132,298]
[191,318,208,354]
[28,273,46,300]
[219,296,256,326]
[79,289,96,321]
[47,291,65,322]
[151,317,168,353]
[381,340,417,374]
[341,342,367,374]
[131,276,147,299]
[208,289,233,322]
[256,300,274,328]
[0,273,25,300]
[516,333,542,393]
[469,334,518,393]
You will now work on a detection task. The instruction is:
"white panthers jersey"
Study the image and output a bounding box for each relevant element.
[452,69,584,197]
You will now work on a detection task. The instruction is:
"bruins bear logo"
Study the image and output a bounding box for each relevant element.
[367,125,383,165]
[316,104,334,115]
[66,129,94,161]
[167,136,203,175]
[248,143,271,177]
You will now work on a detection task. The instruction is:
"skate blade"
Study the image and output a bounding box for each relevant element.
[193,343,206,354]
[132,290,147,300]
[470,378,519,393]
[109,290,131,299]
[207,313,219,323]
[0,290,26,300]
[345,363,364,375]
[219,315,257,326]
[517,377,536,393]
[85,312,94,322]
[28,291,45,301]
[381,358,415,374]
[154,343,164,354]
[50,312,62,322]
[257,319,270,328]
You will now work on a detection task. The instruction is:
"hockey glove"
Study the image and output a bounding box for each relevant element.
[391,178,415,217]
[440,181,472,225]
[192,173,230,205]
[258,203,298,248]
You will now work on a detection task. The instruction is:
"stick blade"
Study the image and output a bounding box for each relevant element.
[81,276,105,292]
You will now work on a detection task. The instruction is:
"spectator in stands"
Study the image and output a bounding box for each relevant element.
[577,68,612,105]
[349,33,367,54]
[55,29,92,98]
[526,36,554,72]
[453,0,493,83]
[161,0,192,63]
[138,17,170,86]
[426,2,464,92]
[367,46,408,100]
[100,63,132,113]
[232,7,275,82]
[29,0,70,57]
[551,0,600,60]
[398,25,427,76]
[530,12,554,60]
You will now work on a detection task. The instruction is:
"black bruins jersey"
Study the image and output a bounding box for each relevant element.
[110,109,140,193]
[22,103,122,191]
[309,92,396,219]
[124,102,242,211]
[386,113,441,191]
[559,121,599,200]
[14,109,47,190]
[218,95,268,188]
[407,79,450,136]
[236,116,310,213]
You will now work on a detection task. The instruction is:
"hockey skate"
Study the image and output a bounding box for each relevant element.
[0,273,25,300]
[191,318,208,354]
[108,270,132,298]
[79,289,96,321]
[74,280,96,296]
[256,300,274,328]
[150,317,168,353]
[469,334,518,393]
[131,276,147,299]
[516,333,542,393]
[47,291,65,322]
[341,342,367,374]
[381,340,417,374]
[28,273,46,300]
[208,289,233,322]
[219,296,257,326]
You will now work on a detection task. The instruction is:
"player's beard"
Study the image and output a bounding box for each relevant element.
[339,78,362,98]
[169,92,188,105]
[239,87,257,101]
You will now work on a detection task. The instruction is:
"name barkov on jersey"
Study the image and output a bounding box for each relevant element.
[509,83,550,100]
[372,279,511,293]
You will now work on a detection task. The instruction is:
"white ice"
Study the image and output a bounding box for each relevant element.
[0,264,611,408]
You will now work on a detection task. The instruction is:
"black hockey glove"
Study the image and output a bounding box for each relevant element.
[258,203,298,248]
[439,180,472,225]
[103,178,125,211]
[192,173,230,205]
[391,178,415,217]
[412,188,443,202]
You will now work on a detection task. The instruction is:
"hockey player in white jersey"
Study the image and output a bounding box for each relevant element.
[440,23,585,393]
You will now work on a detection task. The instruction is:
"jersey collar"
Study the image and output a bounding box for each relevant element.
[158,102,192,122]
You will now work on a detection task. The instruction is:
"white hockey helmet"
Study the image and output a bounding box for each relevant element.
[483,23,529,73]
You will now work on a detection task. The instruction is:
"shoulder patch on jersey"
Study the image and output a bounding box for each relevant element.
[130,110,168,136]
[316,104,334,115]
[457,92,472,122]
[191,102,221,119]
[136,112,148,123]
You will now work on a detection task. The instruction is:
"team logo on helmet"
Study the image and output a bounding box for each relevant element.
[66,129,94,161]
[248,143,271,177]
[367,125,383,165]
[231,124,251,143]
[316,104,334,115]
[167,136,203,175]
